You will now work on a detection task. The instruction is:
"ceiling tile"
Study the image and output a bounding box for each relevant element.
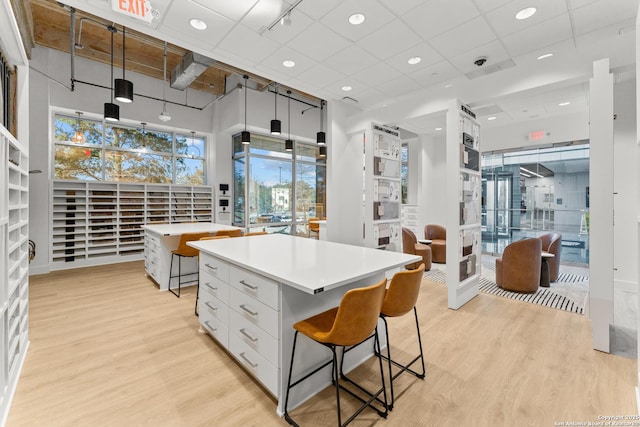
[296,0,343,19]
[501,14,573,57]
[241,0,291,32]
[473,0,511,14]
[322,44,379,76]
[257,46,315,77]
[448,40,511,74]
[321,77,372,99]
[570,0,639,35]
[429,16,497,58]
[375,76,422,98]
[485,0,569,37]
[262,9,315,44]
[191,0,261,21]
[286,22,351,61]
[160,1,236,50]
[320,0,395,42]
[354,88,390,107]
[376,0,426,16]
[567,0,600,9]
[357,19,422,60]
[409,61,463,87]
[401,0,480,40]
[294,64,347,91]
[387,42,444,74]
[351,61,405,87]
[217,24,282,65]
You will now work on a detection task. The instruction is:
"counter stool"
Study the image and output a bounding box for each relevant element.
[375,263,426,410]
[168,232,210,298]
[244,231,268,236]
[214,229,243,238]
[284,279,388,427]
[194,235,229,315]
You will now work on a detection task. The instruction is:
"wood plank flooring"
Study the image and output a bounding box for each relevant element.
[7,261,637,426]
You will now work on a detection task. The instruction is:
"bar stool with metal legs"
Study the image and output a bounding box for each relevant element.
[375,263,426,410]
[284,278,389,427]
[168,232,210,298]
[194,235,229,316]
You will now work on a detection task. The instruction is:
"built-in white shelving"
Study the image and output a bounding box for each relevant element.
[1,125,29,425]
[51,181,213,270]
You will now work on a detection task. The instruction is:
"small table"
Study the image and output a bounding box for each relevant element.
[418,239,432,245]
[540,252,555,288]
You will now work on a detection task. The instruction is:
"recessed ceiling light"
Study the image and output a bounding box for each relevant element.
[407,56,421,65]
[435,127,442,131]
[537,53,554,60]
[515,7,536,20]
[487,116,497,121]
[283,60,296,68]
[341,85,352,91]
[559,101,571,106]
[348,13,366,25]
[189,18,207,30]
[444,84,453,88]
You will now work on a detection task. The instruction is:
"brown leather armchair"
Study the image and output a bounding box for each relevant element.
[424,224,446,263]
[539,232,562,282]
[495,238,542,293]
[402,227,431,271]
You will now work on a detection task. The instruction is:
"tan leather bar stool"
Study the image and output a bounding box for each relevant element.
[284,279,389,427]
[375,263,426,410]
[214,229,243,238]
[243,231,268,236]
[168,232,210,298]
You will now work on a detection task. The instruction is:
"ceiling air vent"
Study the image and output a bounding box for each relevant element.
[170,51,216,90]
[465,59,515,80]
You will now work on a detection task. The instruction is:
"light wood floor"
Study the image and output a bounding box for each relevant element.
[7,261,637,426]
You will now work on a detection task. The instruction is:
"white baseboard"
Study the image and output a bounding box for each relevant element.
[28,265,50,276]
[615,279,638,294]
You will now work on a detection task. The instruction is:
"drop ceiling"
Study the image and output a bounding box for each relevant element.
[27,0,639,135]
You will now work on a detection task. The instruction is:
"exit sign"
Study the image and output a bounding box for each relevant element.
[529,130,548,142]
[112,0,153,23]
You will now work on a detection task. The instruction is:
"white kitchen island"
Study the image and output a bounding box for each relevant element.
[143,222,242,291]
[188,234,420,415]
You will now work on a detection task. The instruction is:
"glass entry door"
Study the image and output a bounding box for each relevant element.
[482,172,512,239]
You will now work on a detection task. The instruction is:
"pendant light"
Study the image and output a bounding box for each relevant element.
[316,100,326,146]
[285,90,293,152]
[319,145,327,157]
[241,75,250,145]
[71,111,86,144]
[140,122,147,153]
[104,25,119,122]
[158,42,172,122]
[270,83,281,135]
[114,26,134,103]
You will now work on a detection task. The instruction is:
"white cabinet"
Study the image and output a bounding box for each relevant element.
[1,126,29,425]
[51,181,213,270]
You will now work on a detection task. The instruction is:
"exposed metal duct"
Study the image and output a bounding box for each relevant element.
[170,51,216,90]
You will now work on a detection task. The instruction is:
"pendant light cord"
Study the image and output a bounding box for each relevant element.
[244,75,248,131]
[109,25,114,102]
[287,90,291,139]
[274,83,278,119]
[162,42,167,110]
[122,26,126,80]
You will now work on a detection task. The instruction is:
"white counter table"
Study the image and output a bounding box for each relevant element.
[143,222,241,291]
[188,234,420,415]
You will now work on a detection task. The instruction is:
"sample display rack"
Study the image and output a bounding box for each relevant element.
[1,126,29,425]
[51,181,213,269]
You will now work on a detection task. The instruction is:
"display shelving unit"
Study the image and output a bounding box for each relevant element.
[51,181,213,270]
[1,126,29,425]
[364,123,402,251]
[446,100,481,309]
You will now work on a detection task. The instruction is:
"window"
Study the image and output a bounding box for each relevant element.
[53,113,206,184]
[401,143,408,204]
[233,133,326,236]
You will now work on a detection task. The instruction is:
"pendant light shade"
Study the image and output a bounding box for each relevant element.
[319,145,327,157]
[71,111,86,143]
[242,75,250,145]
[317,100,326,145]
[114,26,133,103]
[285,90,293,152]
[270,83,281,135]
[104,25,119,122]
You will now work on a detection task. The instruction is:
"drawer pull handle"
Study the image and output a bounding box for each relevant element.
[239,352,258,368]
[239,304,258,316]
[203,283,217,292]
[204,302,218,311]
[204,321,217,332]
[204,263,218,271]
[240,280,258,290]
[240,328,258,342]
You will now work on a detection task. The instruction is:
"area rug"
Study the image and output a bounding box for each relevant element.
[423,268,587,315]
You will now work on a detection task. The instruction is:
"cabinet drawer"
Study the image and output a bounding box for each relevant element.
[200,310,229,348]
[229,333,278,396]
[230,310,278,367]
[200,271,229,303]
[199,292,229,326]
[229,288,279,339]
[230,266,279,310]
[200,254,230,283]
